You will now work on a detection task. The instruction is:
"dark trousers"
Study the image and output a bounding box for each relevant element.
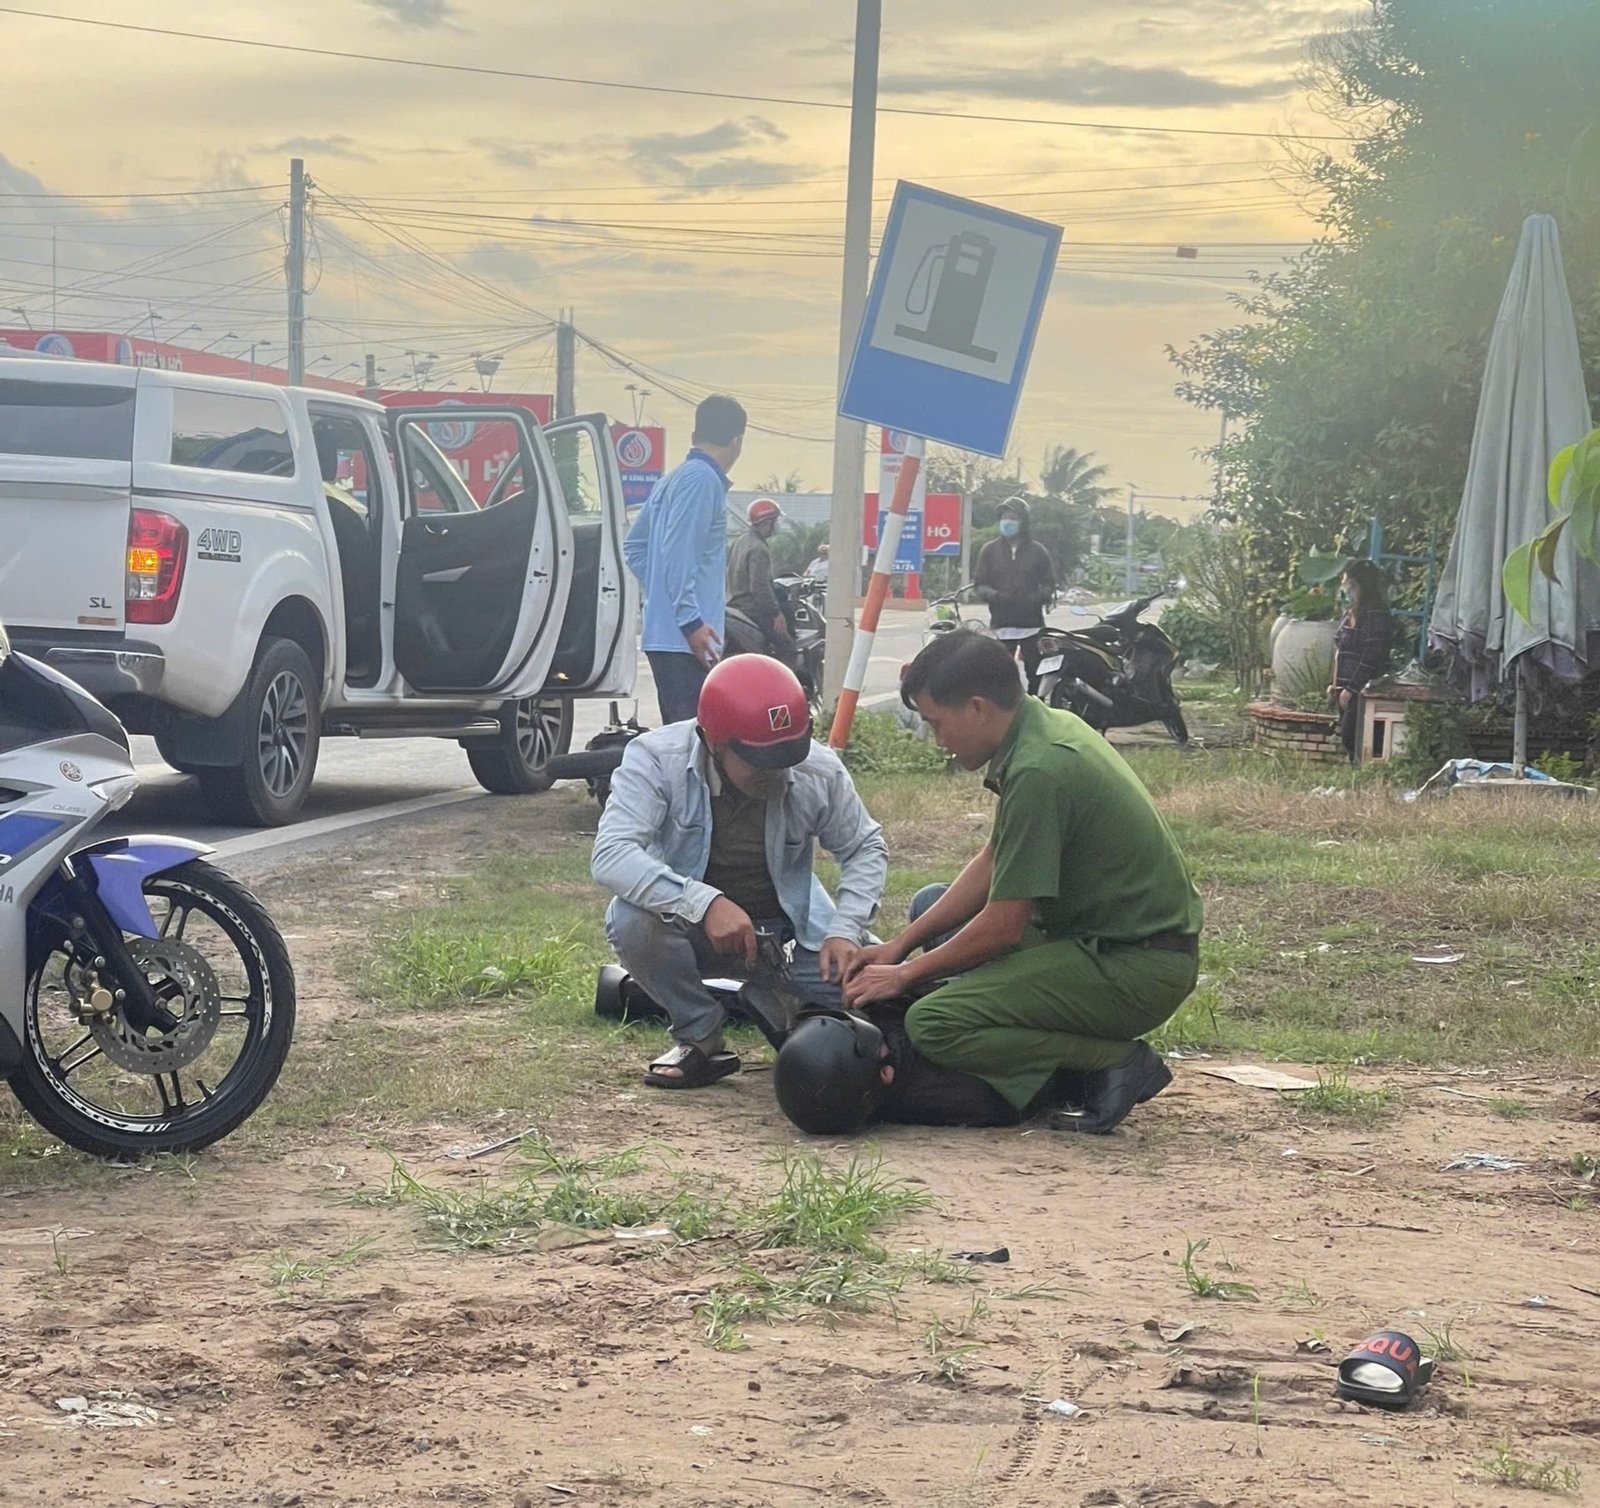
[1338,691,1361,760]
[646,650,708,725]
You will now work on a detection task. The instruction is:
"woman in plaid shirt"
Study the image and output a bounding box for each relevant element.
[1328,560,1394,759]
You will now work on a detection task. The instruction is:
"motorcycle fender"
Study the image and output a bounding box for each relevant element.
[77,836,214,939]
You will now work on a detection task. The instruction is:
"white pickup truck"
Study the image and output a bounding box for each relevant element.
[0,358,638,824]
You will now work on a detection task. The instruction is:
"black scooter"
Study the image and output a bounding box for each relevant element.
[1034,591,1189,748]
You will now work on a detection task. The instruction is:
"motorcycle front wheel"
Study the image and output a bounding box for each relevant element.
[12,860,296,1159]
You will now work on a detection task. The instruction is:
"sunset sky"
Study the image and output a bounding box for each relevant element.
[0,0,1363,513]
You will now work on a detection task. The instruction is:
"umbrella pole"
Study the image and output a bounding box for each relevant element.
[1512,660,1528,776]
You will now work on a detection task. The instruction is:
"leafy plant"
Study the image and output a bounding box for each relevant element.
[1505,427,1600,623]
[1178,1236,1258,1302]
[1281,584,1339,622]
[1532,751,1583,783]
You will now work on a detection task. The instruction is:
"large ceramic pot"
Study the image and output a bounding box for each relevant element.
[1271,618,1337,705]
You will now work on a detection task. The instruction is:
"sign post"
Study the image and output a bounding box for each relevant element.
[829,182,1060,747]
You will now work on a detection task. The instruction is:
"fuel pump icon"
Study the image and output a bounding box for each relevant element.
[895,231,999,363]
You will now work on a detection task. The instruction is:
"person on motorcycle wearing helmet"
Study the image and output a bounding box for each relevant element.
[727,497,792,659]
[844,630,1202,1136]
[974,496,1057,691]
[592,655,888,1089]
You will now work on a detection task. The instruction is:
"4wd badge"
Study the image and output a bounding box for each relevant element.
[197,528,243,563]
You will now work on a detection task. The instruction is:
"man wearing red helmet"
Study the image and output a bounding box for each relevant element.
[726,497,791,658]
[592,656,888,1088]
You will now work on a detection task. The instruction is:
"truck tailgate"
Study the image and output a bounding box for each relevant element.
[0,460,132,634]
[0,366,136,636]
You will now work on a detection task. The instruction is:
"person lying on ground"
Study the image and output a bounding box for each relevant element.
[843,630,1203,1136]
[591,655,887,1090]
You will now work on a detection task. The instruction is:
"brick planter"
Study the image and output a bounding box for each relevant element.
[1246,701,1346,764]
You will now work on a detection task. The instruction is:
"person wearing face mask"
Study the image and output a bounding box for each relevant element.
[592,655,888,1089]
[973,497,1057,690]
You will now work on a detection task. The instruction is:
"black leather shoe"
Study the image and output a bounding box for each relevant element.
[1050,1043,1173,1135]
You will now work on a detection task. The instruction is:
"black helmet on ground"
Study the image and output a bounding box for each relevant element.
[773,1011,886,1135]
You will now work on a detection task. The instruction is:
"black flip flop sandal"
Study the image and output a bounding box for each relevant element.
[643,1043,741,1090]
[1335,1330,1436,1410]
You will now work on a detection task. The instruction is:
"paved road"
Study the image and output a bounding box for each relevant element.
[106,609,940,850]
[105,599,1144,852]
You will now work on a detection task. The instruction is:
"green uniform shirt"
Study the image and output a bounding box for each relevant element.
[986,697,1202,943]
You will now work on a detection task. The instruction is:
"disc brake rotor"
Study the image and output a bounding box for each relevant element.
[89,937,222,1073]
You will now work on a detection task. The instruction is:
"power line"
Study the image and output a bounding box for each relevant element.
[0,7,1354,143]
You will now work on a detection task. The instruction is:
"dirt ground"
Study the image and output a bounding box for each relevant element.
[3,796,1599,1508]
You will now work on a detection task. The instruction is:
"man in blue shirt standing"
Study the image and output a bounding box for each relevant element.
[624,394,747,724]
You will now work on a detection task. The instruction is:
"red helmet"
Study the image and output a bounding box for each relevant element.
[746,497,782,526]
[697,656,813,768]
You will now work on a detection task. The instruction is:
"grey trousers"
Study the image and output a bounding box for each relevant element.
[605,898,844,1045]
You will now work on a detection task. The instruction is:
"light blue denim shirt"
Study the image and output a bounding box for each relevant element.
[623,449,729,652]
[591,720,887,949]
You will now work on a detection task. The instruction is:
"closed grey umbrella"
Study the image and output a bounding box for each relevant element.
[1429,214,1599,769]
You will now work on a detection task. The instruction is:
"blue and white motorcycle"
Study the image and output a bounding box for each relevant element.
[0,622,294,1158]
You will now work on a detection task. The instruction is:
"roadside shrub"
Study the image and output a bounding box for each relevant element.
[1160,597,1231,667]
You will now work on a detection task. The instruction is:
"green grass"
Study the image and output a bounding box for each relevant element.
[1296,1070,1392,1123]
[266,1234,382,1294]
[1480,1440,1582,1495]
[1418,1316,1471,1363]
[754,1152,934,1259]
[1491,1097,1533,1120]
[1178,1236,1258,1302]
[360,1138,724,1252]
[698,1256,906,1352]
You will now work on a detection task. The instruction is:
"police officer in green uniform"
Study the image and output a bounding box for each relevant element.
[845,630,1201,1134]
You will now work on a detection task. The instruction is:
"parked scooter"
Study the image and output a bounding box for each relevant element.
[0,622,296,1158]
[1034,590,1189,747]
[544,701,647,811]
[723,574,826,713]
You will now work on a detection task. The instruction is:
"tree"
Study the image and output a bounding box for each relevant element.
[1041,446,1115,510]
[752,470,805,494]
[1169,0,1600,595]
[771,521,828,575]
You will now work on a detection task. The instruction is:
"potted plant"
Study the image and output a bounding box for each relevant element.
[1270,554,1345,709]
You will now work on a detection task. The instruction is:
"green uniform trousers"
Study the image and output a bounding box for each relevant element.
[905,932,1199,1112]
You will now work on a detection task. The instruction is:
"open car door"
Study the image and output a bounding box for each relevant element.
[537,413,638,696]
[391,407,572,698]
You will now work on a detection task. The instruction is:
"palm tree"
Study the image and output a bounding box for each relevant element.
[1041,446,1114,509]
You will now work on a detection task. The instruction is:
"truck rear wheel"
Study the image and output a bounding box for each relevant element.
[465,695,572,795]
[198,637,321,827]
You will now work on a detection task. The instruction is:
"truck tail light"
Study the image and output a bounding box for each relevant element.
[126,508,188,625]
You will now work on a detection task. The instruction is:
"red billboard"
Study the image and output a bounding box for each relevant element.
[380,391,554,504]
[862,491,963,556]
[0,328,358,391]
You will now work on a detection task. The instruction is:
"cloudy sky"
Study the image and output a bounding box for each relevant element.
[0,0,1362,512]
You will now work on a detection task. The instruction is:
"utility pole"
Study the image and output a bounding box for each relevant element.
[51,225,57,329]
[823,0,881,708]
[1125,485,1138,594]
[555,308,576,420]
[364,354,379,400]
[287,158,307,384]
